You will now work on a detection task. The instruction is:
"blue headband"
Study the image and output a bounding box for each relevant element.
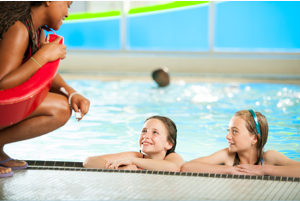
[248,109,261,137]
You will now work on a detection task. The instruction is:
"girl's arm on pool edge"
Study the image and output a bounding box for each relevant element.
[237,150,300,177]
[105,152,184,172]
[133,152,184,172]
[181,148,237,174]
[83,152,140,169]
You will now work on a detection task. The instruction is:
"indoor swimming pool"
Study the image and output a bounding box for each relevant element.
[5,79,300,162]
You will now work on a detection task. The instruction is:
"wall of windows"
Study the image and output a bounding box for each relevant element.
[57,1,300,53]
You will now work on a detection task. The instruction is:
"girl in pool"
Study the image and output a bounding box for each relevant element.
[84,116,184,171]
[0,2,90,177]
[181,110,300,177]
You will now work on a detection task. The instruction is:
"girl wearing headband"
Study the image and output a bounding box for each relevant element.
[84,116,184,171]
[181,110,300,177]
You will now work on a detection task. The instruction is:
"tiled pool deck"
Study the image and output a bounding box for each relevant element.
[1,160,299,200]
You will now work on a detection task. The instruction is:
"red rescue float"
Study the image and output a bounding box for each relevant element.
[0,34,63,127]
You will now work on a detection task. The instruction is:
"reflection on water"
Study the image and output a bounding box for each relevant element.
[6,80,300,162]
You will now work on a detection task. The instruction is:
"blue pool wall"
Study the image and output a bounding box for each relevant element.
[56,1,300,52]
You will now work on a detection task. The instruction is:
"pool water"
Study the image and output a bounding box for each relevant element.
[6,80,300,162]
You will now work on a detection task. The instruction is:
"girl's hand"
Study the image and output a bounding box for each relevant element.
[38,36,66,62]
[70,93,90,121]
[118,165,140,170]
[224,166,251,175]
[235,164,264,176]
[105,158,134,169]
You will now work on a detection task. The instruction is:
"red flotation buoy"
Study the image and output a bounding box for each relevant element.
[0,34,63,127]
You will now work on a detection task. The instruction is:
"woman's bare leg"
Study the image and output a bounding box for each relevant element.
[0,92,71,167]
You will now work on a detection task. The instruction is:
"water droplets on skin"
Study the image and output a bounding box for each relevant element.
[4,80,300,162]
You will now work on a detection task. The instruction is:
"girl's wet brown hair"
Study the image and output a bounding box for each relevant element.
[233,110,269,165]
[0,2,45,53]
[145,115,177,155]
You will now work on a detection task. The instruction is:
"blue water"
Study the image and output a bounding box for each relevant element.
[6,80,300,162]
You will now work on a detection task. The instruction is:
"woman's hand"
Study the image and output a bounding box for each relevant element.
[235,164,265,176]
[37,36,66,63]
[70,93,90,121]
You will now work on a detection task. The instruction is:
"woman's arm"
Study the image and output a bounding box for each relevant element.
[0,22,66,89]
[50,74,76,95]
[0,21,36,89]
[50,74,90,120]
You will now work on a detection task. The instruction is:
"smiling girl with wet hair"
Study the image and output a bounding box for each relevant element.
[84,116,184,171]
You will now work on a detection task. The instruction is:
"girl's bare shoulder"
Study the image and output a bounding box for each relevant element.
[263,150,300,165]
[191,148,233,165]
[165,152,184,160]
[263,150,284,162]
[221,148,234,157]
[263,150,281,162]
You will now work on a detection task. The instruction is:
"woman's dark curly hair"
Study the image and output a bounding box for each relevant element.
[0,1,45,53]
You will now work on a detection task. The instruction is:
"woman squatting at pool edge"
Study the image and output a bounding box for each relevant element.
[0,2,90,177]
